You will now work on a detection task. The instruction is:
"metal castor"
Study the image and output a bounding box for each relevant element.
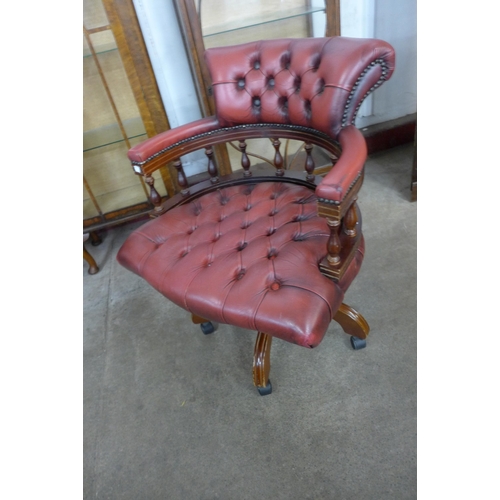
[257,380,272,396]
[350,336,367,350]
[200,322,215,335]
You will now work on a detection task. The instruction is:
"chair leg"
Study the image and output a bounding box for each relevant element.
[83,246,99,275]
[253,332,273,395]
[333,303,370,349]
[191,314,217,334]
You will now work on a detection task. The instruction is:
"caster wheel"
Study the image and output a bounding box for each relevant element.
[350,336,367,350]
[257,380,272,396]
[200,322,215,335]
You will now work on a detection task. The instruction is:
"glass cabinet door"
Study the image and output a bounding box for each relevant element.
[83,0,167,227]
[197,0,327,49]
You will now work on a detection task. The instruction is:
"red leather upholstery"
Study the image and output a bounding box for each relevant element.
[205,37,395,138]
[127,37,394,204]
[128,117,220,164]
[118,36,396,357]
[117,182,363,348]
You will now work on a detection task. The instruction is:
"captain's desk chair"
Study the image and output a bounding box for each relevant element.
[117,36,395,395]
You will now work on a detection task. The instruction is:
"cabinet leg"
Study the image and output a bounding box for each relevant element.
[89,231,102,246]
[83,246,99,275]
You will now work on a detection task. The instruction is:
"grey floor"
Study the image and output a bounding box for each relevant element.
[84,143,417,499]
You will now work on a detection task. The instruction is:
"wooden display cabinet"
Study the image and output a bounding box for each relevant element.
[83,0,177,234]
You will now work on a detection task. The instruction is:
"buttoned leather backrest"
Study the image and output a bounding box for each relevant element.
[205,37,395,140]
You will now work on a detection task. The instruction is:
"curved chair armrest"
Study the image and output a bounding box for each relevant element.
[315,125,367,203]
[128,116,221,166]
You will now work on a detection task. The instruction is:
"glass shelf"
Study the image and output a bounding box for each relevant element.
[202,4,325,37]
[84,183,149,218]
[83,117,147,152]
[83,45,118,58]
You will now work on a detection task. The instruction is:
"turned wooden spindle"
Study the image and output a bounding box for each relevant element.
[304,143,315,181]
[344,201,358,237]
[326,218,341,266]
[273,139,284,177]
[174,158,189,195]
[145,176,163,212]
[205,146,218,183]
[239,140,251,177]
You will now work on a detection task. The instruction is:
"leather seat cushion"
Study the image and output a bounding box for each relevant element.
[117,182,364,348]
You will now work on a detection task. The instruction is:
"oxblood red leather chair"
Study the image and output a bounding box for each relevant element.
[117,37,395,395]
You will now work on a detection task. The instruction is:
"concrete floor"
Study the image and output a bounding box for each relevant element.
[83,143,417,499]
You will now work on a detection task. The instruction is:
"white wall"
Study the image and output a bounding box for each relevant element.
[355,0,416,128]
[132,0,206,176]
[134,0,416,164]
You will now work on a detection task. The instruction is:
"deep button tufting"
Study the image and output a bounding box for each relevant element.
[244,204,252,211]
[253,97,261,107]
[116,182,350,349]
[235,268,246,280]
[294,75,301,92]
[237,78,245,88]
[279,96,288,112]
[280,52,291,69]
[269,209,278,216]
[303,100,312,119]
[312,53,321,70]
[267,248,278,260]
[201,37,395,146]
[268,77,275,88]
[241,221,251,229]
[318,78,325,94]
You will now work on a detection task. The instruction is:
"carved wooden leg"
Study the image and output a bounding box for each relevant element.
[253,332,273,395]
[333,303,370,349]
[83,246,99,275]
[89,231,102,246]
[191,314,216,334]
